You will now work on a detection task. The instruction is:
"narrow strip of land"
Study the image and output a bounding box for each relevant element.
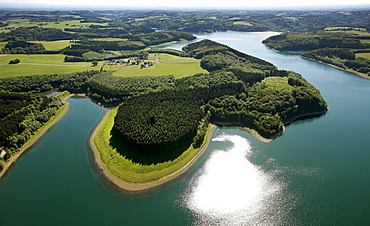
[300,56,370,80]
[89,113,217,192]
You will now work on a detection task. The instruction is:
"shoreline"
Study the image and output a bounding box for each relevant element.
[300,56,370,80]
[89,114,217,192]
[264,46,370,80]
[0,93,73,180]
[89,109,327,192]
[214,109,327,143]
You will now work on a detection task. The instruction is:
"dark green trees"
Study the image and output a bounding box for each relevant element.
[8,59,20,64]
[0,91,63,164]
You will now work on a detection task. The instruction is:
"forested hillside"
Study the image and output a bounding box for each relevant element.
[0,91,63,171]
[262,33,370,51]
[302,48,370,76]
[113,71,245,154]
[111,40,327,155]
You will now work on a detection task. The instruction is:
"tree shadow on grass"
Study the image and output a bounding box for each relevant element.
[109,132,188,166]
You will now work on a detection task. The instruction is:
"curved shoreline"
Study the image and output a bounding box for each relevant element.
[300,56,370,80]
[0,93,73,180]
[89,108,327,192]
[89,114,217,192]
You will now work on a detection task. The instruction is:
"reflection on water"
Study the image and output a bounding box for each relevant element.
[184,133,296,225]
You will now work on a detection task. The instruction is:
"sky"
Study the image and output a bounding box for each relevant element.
[0,0,369,9]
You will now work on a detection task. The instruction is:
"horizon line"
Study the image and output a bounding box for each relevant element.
[1,3,370,11]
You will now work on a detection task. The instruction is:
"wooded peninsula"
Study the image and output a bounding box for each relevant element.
[4,8,370,189]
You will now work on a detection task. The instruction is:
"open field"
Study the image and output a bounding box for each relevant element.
[233,21,253,26]
[1,40,72,51]
[324,27,370,36]
[32,40,72,51]
[262,76,292,90]
[92,38,128,41]
[104,53,207,78]
[0,54,101,78]
[0,42,6,49]
[0,19,109,33]
[360,40,370,44]
[356,52,370,59]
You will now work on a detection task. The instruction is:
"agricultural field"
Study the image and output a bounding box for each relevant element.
[31,40,72,51]
[104,53,207,78]
[0,19,109,33]
[233,21,253,26]
[360,39,370,44]
[324,27,370,35]
[356,52,370,59]
[0,54,100,78]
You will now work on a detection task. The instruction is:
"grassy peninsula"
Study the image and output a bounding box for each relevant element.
[90,108,216,191]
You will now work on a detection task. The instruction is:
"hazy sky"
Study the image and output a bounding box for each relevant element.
[1,0,369,9]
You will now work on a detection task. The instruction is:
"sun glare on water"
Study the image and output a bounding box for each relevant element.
[184,133,292,225]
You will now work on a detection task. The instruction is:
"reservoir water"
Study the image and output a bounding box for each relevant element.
[1,31,370,225]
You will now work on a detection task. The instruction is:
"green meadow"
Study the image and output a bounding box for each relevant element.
[356,52,370,59]
[104,53,207,78]
[0,54,100,78]
[32,40,72,51]
[0,19,109,33]
[262,76,291,90]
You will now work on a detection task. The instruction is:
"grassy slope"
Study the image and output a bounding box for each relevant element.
[262,76,291,90]
[32,40,72,51]
[356,52,370,59]
[0,54,101,78]
[92,108,214,185]
[104,53,207,78]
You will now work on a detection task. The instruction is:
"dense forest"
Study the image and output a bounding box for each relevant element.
[0,91,63,171]
[112,40,327,154]
[263,33,370,51]
[113,71,245,154]
[0,71,98,93]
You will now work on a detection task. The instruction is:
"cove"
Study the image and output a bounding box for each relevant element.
[0,31,369,225]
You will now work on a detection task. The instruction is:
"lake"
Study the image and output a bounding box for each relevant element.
[1,31,369,225]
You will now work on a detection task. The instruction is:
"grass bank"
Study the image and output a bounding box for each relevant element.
[0,91,71,179]
[90,108,216,192]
